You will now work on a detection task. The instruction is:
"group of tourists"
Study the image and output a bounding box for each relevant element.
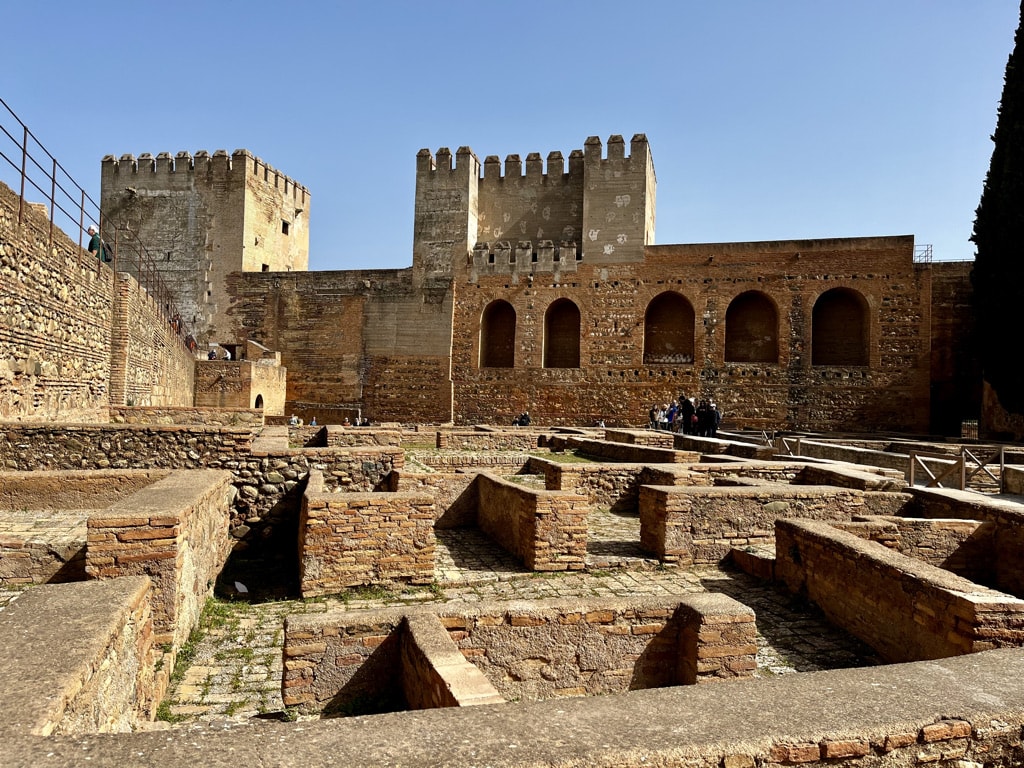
[648,395,721,437]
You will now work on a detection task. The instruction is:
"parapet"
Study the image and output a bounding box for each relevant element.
[101,149,309,203]
[583,133,651,168]
[416,146,480,176]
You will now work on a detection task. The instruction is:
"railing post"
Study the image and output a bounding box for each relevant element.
[17,125,28,226]
[48,157,57,246]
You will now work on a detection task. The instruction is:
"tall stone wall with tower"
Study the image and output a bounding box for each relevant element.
[101,150,309,348]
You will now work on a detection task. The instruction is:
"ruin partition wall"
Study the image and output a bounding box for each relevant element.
[0,181,193,421]
[452,235,932,431]
[225,268,454,424]
[101,150,310,347]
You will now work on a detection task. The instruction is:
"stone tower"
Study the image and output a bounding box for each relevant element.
[100,149,310,346]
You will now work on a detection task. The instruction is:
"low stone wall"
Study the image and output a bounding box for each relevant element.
[528,457,648,513]
[325,427,402,447]
[779,437,909,475]
[408,450,529,473]
[436,429,543,451]
[833,516,994,584]
[400,614,505,709]
[1005,464,1024,494]
[0,468,168,509]
[911,487,1024,599]
[297,471,435,595]
[604,428,674,448]
[674,433,777,459]
[390,471,478,528]
[109,406,264,428]
[283,594,754,715]
[476,472,587,571]
[561,436,699,464]
[85,470,234,649]
[0,577,158,737]
[639,483,911,565]
[776,519,1024,662]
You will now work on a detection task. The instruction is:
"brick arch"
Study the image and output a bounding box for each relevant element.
[812,287,869,366]
[643,291,695,364]
[479,300,516,368]
[725,291,778,363]
[544,298,581,368]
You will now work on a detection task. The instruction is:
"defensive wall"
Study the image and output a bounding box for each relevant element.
[101,150,310,346]
[0,180,194,421]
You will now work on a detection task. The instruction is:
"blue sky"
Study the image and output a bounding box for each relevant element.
[2,0,1018,269]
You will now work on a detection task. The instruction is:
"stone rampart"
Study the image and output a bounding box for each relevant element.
[604,428,675,448]
[85,470,234,649]
[0,576,157,736]
[639,483,911,565]
[325,427,403,447]
[297,471,435,595]
[1004,464,1024,494]
[776,518,1024,662]
[283,593,754,714]
[476,472,587,571]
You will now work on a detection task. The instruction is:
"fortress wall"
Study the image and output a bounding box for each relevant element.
[226,269,455,424]
[0,181,114,421]
[452,235,931,430]
[1,181,192,421]
[110,272,195,408]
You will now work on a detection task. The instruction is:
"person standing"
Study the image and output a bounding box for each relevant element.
[87,225,103,260]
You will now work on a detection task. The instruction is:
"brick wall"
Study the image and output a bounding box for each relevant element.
[297,471,435,595]
[476,472,587,571]
[109,405,264,428]
[639,483,911,565]
[928,261,981,434]
[85,470,234,649]
[435,429,543,451]
[776,519,1024,661]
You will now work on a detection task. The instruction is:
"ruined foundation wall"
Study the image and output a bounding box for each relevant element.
[476,472,587,570]
[298,481,435,595]
[85,470,234,649]
[0,577,158,737]
[639,484,910,565]
[776,519,1024,662]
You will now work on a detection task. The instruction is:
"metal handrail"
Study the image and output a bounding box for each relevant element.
[0,96,196,353]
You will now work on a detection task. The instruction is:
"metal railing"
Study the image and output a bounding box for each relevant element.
[913,244,933,263]
[0,97,196,352]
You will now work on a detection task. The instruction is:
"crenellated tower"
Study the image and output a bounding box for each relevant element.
[412,146,479,281]
[100,149,310,346]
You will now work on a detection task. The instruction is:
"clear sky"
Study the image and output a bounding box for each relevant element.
[2,0,1018,270]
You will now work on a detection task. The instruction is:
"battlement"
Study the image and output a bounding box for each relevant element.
[416,146,480,176]
[101,149,309,204]
[583,133,652,170]
[480,150,586,181]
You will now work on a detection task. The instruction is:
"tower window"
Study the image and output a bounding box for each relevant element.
[282,220,290,235]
